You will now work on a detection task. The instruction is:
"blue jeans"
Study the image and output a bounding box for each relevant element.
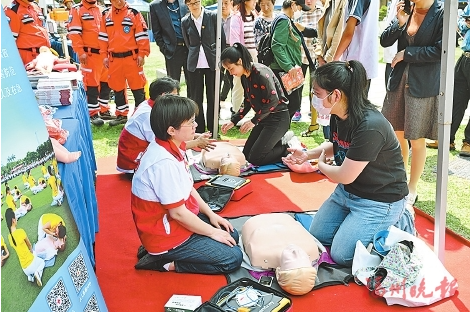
[309,184,415,266]
[158,214,243,274]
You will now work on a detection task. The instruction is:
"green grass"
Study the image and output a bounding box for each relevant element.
[92,44,470,240]
[1,163,80,311]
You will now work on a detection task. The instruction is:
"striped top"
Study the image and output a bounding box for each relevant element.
[243,15,257,52]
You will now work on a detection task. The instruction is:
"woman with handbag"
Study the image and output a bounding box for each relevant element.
[220,43,293,166]
[283,61,416,266]
[270,0,313,120]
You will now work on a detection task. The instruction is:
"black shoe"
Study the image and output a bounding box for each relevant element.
[137,245,147,260]
[90,114,104,126]
[100,111,116,120]
[134,254,168,272]
[109,115,127,126]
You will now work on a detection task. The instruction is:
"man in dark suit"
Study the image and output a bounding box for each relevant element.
[181,0,225,134]
[150,0,190,95]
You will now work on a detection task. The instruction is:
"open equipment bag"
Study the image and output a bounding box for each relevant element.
[194,278,292,312]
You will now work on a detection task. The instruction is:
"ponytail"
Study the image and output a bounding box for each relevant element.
[220,43,253,72]
[5,208,17,246]
[312,60,376,127]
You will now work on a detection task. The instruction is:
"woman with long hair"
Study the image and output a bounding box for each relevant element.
[221,43,292,166]
[229,0,259,113]
[5,208,45,286]
[283,61,415,266]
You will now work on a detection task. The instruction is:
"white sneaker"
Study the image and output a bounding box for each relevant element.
[28,275,34,282]
[288,136,303,149]
[281,130,294,145]
[34,271,42,287]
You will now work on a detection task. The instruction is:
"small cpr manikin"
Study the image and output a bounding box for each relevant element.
[25,46,70,74]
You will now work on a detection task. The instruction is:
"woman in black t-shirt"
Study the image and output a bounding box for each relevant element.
[220,43,291,166]
[283,60,415,266]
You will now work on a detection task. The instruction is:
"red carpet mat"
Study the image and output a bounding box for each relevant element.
[95,156,470,312]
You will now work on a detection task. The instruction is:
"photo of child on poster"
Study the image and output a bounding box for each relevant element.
[1,102,80,311]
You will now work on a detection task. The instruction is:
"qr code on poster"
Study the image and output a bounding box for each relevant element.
[46,279,72,312]
[84,294,100,312]
[68,253,89,293]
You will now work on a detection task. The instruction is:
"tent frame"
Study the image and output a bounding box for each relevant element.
[211,0,459,262]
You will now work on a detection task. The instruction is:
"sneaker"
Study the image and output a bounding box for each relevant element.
[34,271,42,287]
[459,142,470,157]
[100,111,116,120]
[281,130,294,145]
[426,140,456,151]
[109,115,127,126]
[291,111,302,122]
[137,245,148,260]
[135,253,168,272]
[90,114,104,126]
[287,135,303,149]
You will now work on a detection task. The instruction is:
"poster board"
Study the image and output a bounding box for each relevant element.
[1,10,107,311]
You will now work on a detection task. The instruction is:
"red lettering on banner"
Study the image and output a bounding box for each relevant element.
[389,279,407,299]
[416,278,434,298]
[435,277,458,299]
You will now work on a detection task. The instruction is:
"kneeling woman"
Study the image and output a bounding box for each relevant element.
[132,95,243,274]
[220,43,291,166]
[283,61,415,266]
[5,208,45,286]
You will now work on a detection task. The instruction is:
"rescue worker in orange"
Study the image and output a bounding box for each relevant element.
[68,0,115,126]
[63,0,74,10]
[98,0,150,126]
[4,0,50,66]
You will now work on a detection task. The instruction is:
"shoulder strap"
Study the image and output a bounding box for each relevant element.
[289,19,316,70]
[269,14,288,37]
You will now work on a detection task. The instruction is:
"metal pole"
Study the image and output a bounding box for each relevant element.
[212,3,222,139]
[435,0,458,262]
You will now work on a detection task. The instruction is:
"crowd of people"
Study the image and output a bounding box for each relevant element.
[4,0,469,276]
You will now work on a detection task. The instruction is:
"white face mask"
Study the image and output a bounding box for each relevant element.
[293,9,302,20]
[311,91,334,116]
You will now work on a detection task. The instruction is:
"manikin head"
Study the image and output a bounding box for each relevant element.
[219,154,241,177]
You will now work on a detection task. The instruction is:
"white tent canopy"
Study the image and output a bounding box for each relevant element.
[126,0,149,12]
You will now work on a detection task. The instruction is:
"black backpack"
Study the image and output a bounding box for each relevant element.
[256,15,288,66]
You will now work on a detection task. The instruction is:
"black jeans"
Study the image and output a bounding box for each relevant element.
[164,45,190,97]
[450,53,470,144]
[243,109,290,166]
[272,69,303,119]
[187,68,216,133]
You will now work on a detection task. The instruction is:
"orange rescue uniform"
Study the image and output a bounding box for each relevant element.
[4,0,50,65]
[68,1,111,116]
[98,3,150,116]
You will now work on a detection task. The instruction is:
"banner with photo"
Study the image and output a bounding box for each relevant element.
[1,10,107,312]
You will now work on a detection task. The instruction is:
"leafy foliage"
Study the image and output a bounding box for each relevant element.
[379,5,388,21]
